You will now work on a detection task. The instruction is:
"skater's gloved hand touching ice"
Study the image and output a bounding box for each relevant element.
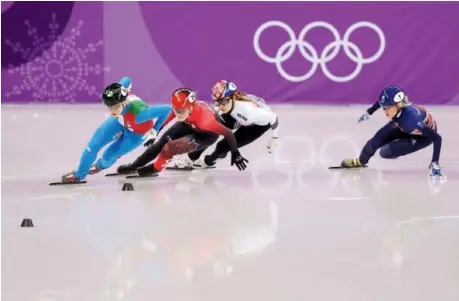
[267,117,279,153]
[231,151,249,171]
[429,162,446,181]
[267,137,278,154]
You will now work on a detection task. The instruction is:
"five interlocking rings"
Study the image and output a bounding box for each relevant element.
[253,21,386,83]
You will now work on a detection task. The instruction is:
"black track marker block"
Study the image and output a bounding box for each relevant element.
[21,218,34,227]
[122,183,134,191]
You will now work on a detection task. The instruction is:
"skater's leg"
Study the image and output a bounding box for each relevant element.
[130,122,192,169]
[74,117,123,179]
[152,132,219,171]
[97,129,144,169]
[187,149,206,161]
[379,136,432,159]
[204,125,270,165]
[358,122,405,164]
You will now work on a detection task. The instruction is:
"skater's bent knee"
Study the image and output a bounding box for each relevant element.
[379,146,397,159]
[161,138,198,158]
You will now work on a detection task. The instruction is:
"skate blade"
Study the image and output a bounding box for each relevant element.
[49,181,87,186]
[126,174,159,179]
[105,172,135,177]
[195,166,216,170]
[166,166,194,171]
[328,165,367,170]
[166,166,216,171]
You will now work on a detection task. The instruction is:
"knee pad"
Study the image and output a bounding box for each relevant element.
[379,145,398,159]
[161,138,199,158]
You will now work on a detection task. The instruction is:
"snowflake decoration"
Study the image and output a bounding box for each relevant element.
[5,13,110,103]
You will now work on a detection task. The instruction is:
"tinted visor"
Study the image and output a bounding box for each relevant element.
[173,107,189,114]
[215,97,231,106]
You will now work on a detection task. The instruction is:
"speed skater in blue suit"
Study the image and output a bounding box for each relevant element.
[341,85,446,180]
[61,77,172,183]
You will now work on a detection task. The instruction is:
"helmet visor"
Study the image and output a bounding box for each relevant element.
[215,97,231,107]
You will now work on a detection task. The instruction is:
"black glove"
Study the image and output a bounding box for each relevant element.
[143,138,155,147]
[117,163,137,175]
[231,151,249,171]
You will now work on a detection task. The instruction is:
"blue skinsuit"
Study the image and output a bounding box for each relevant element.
[73,88,171,180]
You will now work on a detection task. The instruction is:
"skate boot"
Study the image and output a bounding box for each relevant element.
[192,157,215,169]
[136,165,159,177]
[341,158,366,168]
[61,171,82,183]
[117,163,137,175]
[167,155,194,169]
[88,163,102,175]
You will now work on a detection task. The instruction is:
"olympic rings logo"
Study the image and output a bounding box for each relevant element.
[250,134,389,198]
[253,20,386,83]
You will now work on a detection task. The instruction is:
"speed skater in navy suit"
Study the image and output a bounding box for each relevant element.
[341,85,446,180]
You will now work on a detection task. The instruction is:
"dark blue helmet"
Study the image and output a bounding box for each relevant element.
[378,86,406,108]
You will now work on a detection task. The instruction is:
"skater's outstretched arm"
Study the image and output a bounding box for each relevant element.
[411,123,442,163]
[246,108,279,138]
[135,104,172,131]
[199,118,238,155]
[157,111,177,132]
[367,100,381,115]
[358,100,381,123]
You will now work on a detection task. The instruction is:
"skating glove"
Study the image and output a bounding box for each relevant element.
[358,112,370,123]
[143,129,157,147]
[267,137,279,154]
[428,162,446,181]
[231,151,249,171]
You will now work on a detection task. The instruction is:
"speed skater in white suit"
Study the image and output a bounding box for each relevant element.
[168,80,279,169]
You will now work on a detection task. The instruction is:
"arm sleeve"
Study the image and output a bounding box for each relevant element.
[199,118,239,154]
[135,105,172,130]
[367,100,381,115]
[249,109,279,138]
[158,111,176,132]
[418,125,442,163]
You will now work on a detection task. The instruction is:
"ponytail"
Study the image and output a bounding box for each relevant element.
[232,91,252,102]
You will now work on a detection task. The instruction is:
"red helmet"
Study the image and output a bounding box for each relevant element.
[171,88,196,111]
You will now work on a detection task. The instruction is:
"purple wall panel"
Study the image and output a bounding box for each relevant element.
[2,2,459,104]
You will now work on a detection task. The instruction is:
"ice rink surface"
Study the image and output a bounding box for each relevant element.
[2,104,459,301]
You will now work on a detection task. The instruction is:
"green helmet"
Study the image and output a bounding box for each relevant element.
[102,83,128,107]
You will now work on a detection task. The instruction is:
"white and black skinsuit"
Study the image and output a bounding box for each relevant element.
[203,94,279,165]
